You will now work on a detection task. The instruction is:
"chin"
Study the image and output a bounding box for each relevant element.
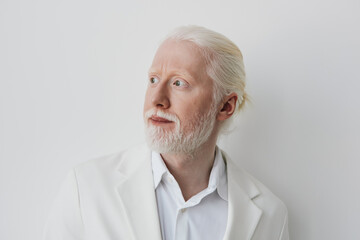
[144,131,179,153]
[144,130,200,154]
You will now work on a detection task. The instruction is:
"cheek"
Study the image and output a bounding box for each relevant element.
[177,102,204,120]
[186,93,213,112]
[143,90,151,112]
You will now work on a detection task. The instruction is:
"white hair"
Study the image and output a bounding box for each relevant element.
[163,25,249,132]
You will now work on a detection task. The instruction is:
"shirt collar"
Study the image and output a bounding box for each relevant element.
[210,146,228,201]
[151,151,169,189]
[151,146,228,201]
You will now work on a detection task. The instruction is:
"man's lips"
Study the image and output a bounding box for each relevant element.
[150,116,173,123]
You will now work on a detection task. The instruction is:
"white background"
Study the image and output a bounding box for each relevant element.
[1,0,359,239]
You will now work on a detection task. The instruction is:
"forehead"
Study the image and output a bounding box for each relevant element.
[149,39,207,78]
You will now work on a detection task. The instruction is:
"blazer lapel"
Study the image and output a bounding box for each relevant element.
[115,145,162,240]
[222,151,263,240]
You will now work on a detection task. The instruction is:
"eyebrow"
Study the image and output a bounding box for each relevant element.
[148,69,195,80]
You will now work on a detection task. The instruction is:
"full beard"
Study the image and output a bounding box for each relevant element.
[144,105,218,154]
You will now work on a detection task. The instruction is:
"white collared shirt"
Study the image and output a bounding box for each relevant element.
[151,146,228,240]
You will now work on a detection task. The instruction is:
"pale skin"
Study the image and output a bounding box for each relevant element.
[144,39,238,201]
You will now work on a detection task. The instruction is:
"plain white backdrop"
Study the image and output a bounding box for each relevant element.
[1,0,359,239]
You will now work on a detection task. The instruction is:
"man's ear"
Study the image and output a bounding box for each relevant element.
[217,93,238,121]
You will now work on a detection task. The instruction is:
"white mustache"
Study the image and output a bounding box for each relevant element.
[144,109,180,125]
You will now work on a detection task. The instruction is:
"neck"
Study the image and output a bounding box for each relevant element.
[160,135,218,201]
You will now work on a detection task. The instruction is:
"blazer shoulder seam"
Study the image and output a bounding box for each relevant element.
[72,168,85,228]
[278,207,288,240]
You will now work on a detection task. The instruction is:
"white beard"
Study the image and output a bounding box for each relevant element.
[144,105,218,154]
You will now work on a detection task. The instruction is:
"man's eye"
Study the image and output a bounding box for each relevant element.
[150,77,159,84]
[173,80,186,87]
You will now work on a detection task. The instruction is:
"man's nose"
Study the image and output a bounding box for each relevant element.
[151,84,170,109]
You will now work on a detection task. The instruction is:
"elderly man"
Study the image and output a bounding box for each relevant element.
[43,26,289,240]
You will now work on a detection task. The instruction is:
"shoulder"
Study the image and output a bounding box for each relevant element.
[248,173,289,239]
[221,148,287,211]
[244,171,288,223]
[221,148,288,237]
[72,143,149,184]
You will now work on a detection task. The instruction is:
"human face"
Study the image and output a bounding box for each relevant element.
[143,40,218,153]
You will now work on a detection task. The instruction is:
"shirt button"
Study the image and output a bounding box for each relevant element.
[181,208,186,213]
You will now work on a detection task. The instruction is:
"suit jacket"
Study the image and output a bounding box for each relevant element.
[43,144,289,240]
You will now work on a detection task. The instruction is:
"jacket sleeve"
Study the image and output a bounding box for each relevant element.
[43,169,85,240]
[279,210,289,240]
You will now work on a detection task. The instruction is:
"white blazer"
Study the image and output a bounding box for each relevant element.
[43,144,289,240]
